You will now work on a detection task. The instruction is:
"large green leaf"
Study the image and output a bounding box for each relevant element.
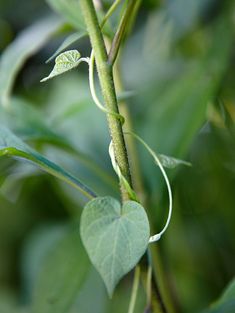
[32,229,90,313]
[0,97,117,194]
[144,15,233,158]
[128,14,234,198]
[80,196,150,296]
[0,17,62,107]
[0,126,96,199]
[0,290,29,313]
[201,278,235,313]
[46,0,85,30]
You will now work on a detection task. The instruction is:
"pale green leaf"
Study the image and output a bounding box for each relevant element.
[46,0,113,37]
[46,0,85,30]
[158,154,191,169]
[41,50,86,82]
[220,279,235,302]
[32,230,90,313]
[46,32,87,63]
[0,17,62,107]
[201,278,235,313]
[80,196,150,296]
[0,126,96,199]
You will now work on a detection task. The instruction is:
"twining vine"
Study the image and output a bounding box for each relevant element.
[41,1,190,312]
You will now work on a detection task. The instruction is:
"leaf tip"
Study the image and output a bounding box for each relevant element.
[40,77,48,83]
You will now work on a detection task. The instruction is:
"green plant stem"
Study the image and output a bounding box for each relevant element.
[113,61,146,203]
[128,266,140,313]
[80,0,132,202]
[100,0,122,29]
[80,1,174,313]
[108,0,136,66]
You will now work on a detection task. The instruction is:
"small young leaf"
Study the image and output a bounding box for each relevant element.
[80,196,150,296]
[41,50,85,82]
[0,126,96,199]
[46,32,87,63]
[158,154,191,169]
[126,131,191,169]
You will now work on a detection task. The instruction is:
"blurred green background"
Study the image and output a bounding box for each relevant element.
[0,0,235,312]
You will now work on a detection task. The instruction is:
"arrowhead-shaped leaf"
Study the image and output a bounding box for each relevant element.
[41,50,85,82]
[158,154,191,169]
[80,196,150,296]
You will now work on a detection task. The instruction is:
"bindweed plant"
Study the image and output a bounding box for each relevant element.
[1,0,235,313]
[39,1,185,308]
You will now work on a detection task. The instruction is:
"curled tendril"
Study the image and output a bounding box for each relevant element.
[40,0,173,243]
[88,50,125,125]
[87,49,173,243]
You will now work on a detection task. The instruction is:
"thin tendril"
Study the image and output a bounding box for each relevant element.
[124,131,173,243]
[88,50,125,124]
[83,0,173,242]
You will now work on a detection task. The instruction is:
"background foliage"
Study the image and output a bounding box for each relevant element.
[0,0,235,312]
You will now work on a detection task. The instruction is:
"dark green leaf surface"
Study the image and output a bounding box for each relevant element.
[201,278,235,313]
[0,126,96,199]
[0,17,62,107]
[46,31,87,63]
[32,230,89,313]
[46,0,85,30]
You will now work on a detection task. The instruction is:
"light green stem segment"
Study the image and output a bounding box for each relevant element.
[80,0,132,201]
[127,266,140,313]
[108,0,136,65]
[100,0,123,29]
[146,266,152,306]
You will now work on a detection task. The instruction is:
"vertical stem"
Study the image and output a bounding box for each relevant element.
[127,266,140,313]
[79,1,173,313]
[113,61,146,204]
[108,0,136,65]
[80,0,132,202]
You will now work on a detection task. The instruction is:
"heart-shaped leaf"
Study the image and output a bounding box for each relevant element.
[80,196,150,296]
[41,50,86,82]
